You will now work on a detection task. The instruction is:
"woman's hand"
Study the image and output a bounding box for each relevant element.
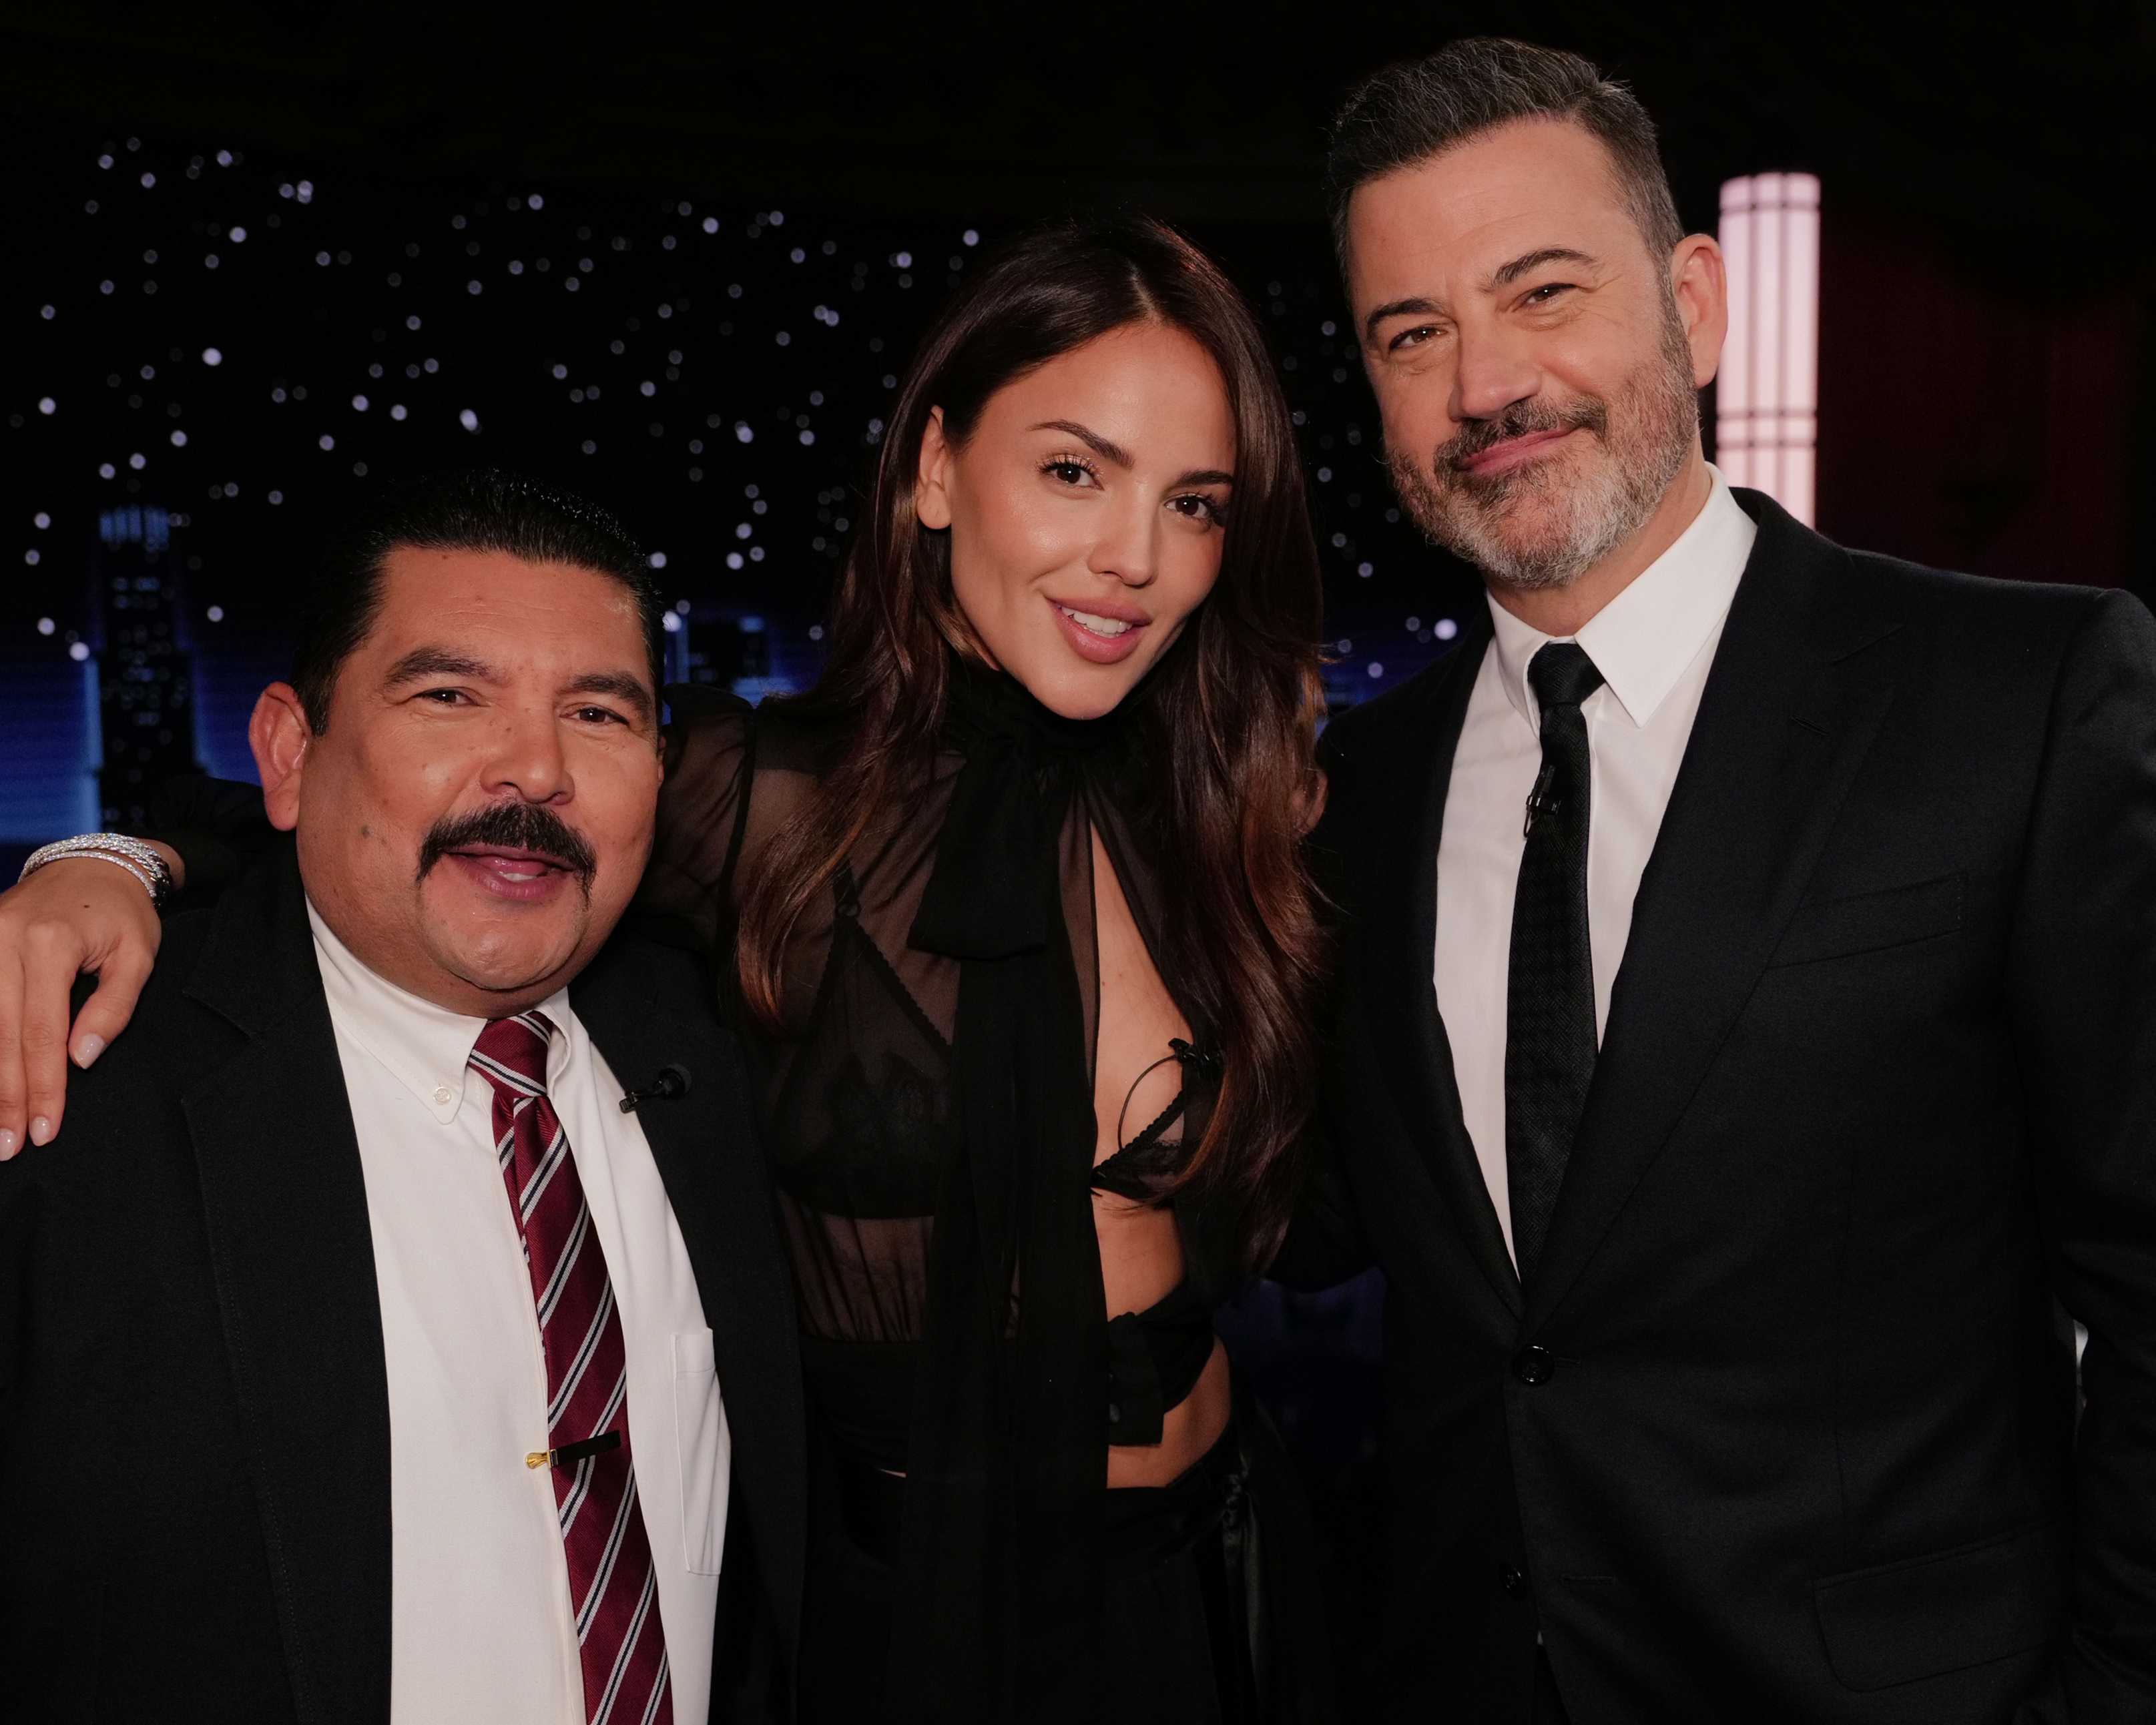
[0,853,171,1157]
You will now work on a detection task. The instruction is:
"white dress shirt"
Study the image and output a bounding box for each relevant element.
[309,904,730,1725]
[1433,468,1758,1264]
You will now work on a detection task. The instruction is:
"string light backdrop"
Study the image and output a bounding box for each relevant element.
[1,119,1483,845]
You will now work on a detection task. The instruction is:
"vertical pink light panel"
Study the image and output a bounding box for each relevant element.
[1717,174,1820,525]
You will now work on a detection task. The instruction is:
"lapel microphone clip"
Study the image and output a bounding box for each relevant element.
[1523,761,1559,838]
[619,1063,692,1114]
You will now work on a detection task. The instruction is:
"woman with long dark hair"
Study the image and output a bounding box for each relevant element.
[0,214,1338,1723]
[642,214,1333,1722]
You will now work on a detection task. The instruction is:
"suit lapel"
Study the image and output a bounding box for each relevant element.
[573,935,806,1658]
[1338,607,1523,1316]
[182,845,392,1725]
[1525,497,1901,1331]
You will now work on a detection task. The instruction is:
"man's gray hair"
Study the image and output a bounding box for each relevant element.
[1326,38,1685,267]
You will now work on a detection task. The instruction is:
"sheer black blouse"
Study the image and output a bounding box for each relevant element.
[638,663,1236,1722]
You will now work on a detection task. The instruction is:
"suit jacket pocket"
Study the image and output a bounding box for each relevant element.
[1769,873,1964,968]
[1813,1513,2067,1691]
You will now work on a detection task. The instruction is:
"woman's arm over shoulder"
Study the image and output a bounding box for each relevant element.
[0,764,267,1155]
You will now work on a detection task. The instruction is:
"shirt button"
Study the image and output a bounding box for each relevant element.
[1501,1565,1531,1598]
[433,1085,453,1106]
[1514,1345,1555,1386]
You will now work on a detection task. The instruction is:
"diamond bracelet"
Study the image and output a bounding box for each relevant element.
[17,833,176,911]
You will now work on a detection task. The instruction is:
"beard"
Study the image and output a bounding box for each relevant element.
[1388,303,1699,593]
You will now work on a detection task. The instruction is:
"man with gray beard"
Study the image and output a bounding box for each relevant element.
[1280,37,2156,1725]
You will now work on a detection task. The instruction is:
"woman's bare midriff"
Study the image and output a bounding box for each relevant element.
[1101,1190,1230,1488]
[1113,1336,1229,1487]
[882,1190,1231,1489]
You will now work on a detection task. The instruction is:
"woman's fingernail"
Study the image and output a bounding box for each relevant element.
[74,1033,106,1066]
[28,1116,53,1146]
[0,1128,17,1160]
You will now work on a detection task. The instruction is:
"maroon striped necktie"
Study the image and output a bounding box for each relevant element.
[470,1012,672,1725]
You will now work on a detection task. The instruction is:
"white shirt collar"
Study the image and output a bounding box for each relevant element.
[1487,465,1758,732]
[306,898,571,1124]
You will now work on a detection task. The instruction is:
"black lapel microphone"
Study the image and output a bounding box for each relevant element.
[619,1063,692,1113]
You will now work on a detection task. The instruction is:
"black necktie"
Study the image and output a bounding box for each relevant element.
[1506,641,1605,1285]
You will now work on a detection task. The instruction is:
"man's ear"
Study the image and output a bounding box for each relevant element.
[250,683,313,832]
[1671,234,1729,389]
[914,406,955,531]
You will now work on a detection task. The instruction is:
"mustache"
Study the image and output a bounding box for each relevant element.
[1434,393,1610,480]
[417,801,599,894]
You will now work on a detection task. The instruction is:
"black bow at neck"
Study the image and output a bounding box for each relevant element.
[885,655,1138,1722]
[908,658,1130,963]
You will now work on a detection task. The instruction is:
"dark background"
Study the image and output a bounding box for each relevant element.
[5,3,2149,822]
[1,2,2149,1703]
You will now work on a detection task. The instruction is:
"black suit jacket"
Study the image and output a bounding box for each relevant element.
[0,841,806,1723]
[1284,492,2156,1722]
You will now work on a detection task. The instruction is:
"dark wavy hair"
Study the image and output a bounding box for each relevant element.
[736,214,1328,1264]
[290,467,661,733]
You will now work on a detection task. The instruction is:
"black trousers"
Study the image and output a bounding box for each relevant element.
[796,1400,1338,1724]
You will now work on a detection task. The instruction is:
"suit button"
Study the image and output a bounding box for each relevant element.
[1515,1345,1555,1385]
[1501,1565,1531,1599]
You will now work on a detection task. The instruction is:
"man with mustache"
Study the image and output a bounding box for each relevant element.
[1283,37,2156,1723]
[0,472,801,1722]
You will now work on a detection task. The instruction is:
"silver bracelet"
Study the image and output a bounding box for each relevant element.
[19,833,175,910]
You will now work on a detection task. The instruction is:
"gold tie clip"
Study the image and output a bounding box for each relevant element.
[525,1429,622,1469]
